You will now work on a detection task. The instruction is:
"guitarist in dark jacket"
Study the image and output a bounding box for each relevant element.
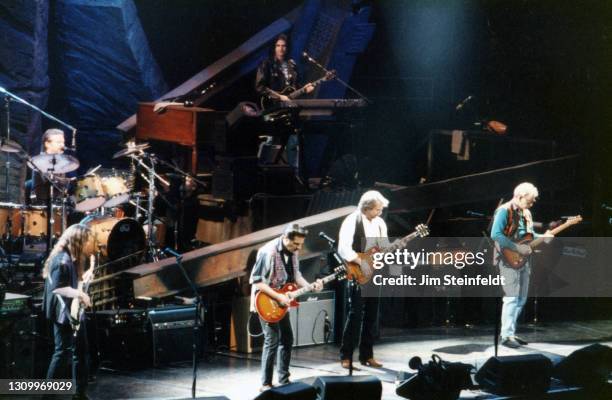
[491,182,553,349]
[249,223,322,392]
[338,190,390,369]
[42,224,93,399]
[255,34,314,103]
[255,34,314,172]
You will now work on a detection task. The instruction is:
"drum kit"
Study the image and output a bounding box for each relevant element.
[0,139,187,267]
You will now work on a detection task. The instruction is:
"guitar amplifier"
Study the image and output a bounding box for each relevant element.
[148,306,204,365]
[293,290,335,347]
[231,291,335,353]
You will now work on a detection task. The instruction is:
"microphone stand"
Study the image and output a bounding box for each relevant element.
[302,53,372,104]
[168,249,203,399]
[0,86,78,151]
[322,236,356,376]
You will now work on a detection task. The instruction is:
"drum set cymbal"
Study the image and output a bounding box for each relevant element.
[28,153,80,174]
[112,142,149,159]
[0,138,25,153]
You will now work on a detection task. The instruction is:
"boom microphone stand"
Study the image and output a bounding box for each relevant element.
[302,52,371,104]
[320,231,357,375]
[163,247,204,399]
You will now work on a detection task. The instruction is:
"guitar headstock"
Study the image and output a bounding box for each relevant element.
[565,215,583,226]
[415,224,430,238]
[334,265,348,281]
[324,70,337,81]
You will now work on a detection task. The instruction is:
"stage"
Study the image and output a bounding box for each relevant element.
[80,320,612,400]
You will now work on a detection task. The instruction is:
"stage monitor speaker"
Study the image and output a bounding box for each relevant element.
[475,354,552,395]
[148,305,204,365]
[254,382,316,400]
[313,375,382,400]
[553,343,612,388]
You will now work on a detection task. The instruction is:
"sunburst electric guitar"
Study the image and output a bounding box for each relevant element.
[255,265,346,323]
[346,223,430,285]
[500,215,582,269]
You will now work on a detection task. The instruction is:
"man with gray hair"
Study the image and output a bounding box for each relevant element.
[338,190,389,368]
[491,182,553,348]
[249,222,323,391]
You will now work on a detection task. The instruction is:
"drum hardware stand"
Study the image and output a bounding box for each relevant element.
[21,153,66,254]
[149,154,205,251]
[129,152,169,261]
[3,95,11,195]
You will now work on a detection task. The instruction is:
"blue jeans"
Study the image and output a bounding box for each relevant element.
[259,315,293,385]
[499,262,531,339]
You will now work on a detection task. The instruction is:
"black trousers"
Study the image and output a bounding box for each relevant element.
[339,281,379,361]
[46,321,89,395]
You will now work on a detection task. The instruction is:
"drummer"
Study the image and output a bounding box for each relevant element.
[25,128,70,205]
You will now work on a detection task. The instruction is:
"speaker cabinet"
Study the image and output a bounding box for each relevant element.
[149,306,204,365]
[554,343,612,388]
[313,375,382,400]
[475,354,552,395]
[254,382,316,400]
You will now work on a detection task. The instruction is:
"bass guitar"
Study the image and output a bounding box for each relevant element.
[346,223,430,285]
[501,215,582,269]
[260,70,335,110]
[255,265,346,323]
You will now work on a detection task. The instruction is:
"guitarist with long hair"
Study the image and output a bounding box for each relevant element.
[42,224,94,400]
[491,182,554,349]
[255,34,315,172]
[249,223,323,392]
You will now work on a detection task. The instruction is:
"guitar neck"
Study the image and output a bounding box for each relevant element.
[288,77,326,99]
[384,231,419,253]
[291,273,337,298]
[529,220,574,248]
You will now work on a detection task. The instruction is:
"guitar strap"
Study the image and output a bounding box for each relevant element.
[353,212,366,253]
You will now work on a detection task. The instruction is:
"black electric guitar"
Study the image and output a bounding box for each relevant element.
[69,255,96,336]
[260,70,335,110]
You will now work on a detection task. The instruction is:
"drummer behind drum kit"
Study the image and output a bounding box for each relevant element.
[0,139,172,271]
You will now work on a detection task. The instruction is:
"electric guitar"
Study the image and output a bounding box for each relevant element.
[260,70,336,110]
[346,224,430,285]
[500,215,582,269]
[69,255,96,336]
[255,265,346,323]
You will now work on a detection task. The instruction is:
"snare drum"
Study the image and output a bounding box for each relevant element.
[101,174,130,208]
[74,175,105,212]
[86,216,145,261]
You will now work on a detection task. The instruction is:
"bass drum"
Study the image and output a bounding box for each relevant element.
[86,217,145,262]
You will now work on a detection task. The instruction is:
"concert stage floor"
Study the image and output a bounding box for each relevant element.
[84,320,612,400]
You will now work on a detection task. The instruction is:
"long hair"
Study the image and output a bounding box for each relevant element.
[42,224,92,279]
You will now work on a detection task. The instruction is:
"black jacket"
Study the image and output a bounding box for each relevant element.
[43,250,77,325]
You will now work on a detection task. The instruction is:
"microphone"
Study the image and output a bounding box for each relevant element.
[466,210,485,217]
[455,95,473,111]
[162,247,183,259]
[319,231,336,245]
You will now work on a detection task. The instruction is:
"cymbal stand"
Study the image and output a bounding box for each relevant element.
[130,152,169,261]
[20,153,65,254]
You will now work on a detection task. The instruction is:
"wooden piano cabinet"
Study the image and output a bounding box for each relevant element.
[136,102,216,174]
